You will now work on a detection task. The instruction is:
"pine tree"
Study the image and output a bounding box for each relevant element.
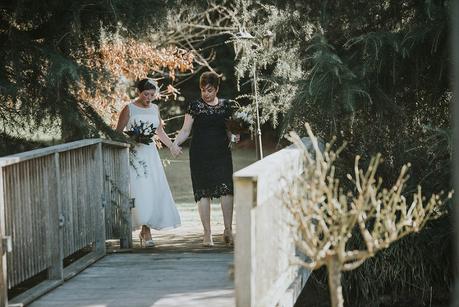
[0,0,182,152]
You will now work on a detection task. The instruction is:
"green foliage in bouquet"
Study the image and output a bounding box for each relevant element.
[124,121,156,145]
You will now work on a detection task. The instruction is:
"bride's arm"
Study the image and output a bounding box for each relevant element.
[155,109,174,148]
[156,120,174,148]
[174,114,194,146]
[155,105,182,156]
[115,105,129,132]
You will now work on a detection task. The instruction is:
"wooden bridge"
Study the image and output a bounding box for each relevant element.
[0,139,310,307]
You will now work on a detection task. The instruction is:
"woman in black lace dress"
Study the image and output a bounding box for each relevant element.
[174,72,239,247]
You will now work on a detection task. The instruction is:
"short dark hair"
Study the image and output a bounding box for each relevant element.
[137,78,158,93]
[199,72,220,89]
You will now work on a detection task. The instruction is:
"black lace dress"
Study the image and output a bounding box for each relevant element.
[186,98,234,202]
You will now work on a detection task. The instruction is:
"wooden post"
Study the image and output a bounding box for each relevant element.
[452,0,459,304]
[234,177,256,307]
[0,167,8,307]
[47,153,63,280]
[119,147,132,249]
[95,143,106,255]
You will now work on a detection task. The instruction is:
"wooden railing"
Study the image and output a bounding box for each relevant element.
[0,139,131,307]
[234,139,313,307]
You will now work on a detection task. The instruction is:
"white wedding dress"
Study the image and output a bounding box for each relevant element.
[126,103,181,230]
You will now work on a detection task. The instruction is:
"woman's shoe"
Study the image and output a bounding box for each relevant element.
[139,226,155,248]
[139,233,156,248]
[203,232,214,247]
[223,229,233,246]
[145,239,155,247]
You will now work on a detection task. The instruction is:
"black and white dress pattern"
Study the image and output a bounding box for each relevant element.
[186,98,234,202]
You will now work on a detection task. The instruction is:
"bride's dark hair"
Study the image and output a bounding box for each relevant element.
[137,78,158,93]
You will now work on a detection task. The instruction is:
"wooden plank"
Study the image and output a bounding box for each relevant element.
[47,153,63,281]
[15,164,25,285]
[103,148,115,239]
[5,166,16,288]
[59,152,69,258]
[119,147,132,248]
[94,143,106,255]
[70,150,78,255]
[101,146,129,245]
[76,150,84,249]
[0,167,8,307]
[277,268,310,307]
[63,252,105,281]
[85,148,92,247]
[71,150,80,253]
[23,162,32,279]
[8,280,63,306]
[29,253,234,307]
[38,158,48,272]
[233,148,301,206]
[234,177,256,307]
[0,140,100,167]
[30,160,38,277]
[0,139,129,168]
[99,139,130,148]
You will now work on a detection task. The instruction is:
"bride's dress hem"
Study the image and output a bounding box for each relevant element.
[135,223,181,231]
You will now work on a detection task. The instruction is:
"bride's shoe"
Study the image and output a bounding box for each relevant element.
[203,232,214,247]
[139,227,155,248]
[223,229,233,246]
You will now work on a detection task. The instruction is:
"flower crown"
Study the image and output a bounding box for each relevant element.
[138,78,160,93]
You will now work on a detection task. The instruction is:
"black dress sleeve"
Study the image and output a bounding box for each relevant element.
[186,100,198,118]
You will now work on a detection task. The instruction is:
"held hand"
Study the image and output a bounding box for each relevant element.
[235,134,241,143]
[230,134,240,143]
[175,145,183,157]
[170,143,182,157]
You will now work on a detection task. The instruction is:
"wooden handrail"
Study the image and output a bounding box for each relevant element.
[0,138,131,306]
[0,138,129,167]
[234,138,314,307]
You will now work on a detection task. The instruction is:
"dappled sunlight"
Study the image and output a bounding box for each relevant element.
[152,289,234,306]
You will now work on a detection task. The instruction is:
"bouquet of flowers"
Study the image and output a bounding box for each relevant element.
[125,120,156,145]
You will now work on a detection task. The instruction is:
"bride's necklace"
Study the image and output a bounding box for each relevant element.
[134,98,151,108]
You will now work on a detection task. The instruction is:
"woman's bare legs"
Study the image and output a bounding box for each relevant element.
[221,195,234,245]
[198,197,213,246]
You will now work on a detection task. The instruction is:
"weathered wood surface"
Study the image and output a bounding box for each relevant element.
[29,252,234,307]
[0,139,128,168]
[103,145,131,247]
[234,140,312,307]
[29,203,235,307]
[0,139,131,305]
[0,167,7,307]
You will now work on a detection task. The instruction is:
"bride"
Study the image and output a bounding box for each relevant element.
[116,78,182,247]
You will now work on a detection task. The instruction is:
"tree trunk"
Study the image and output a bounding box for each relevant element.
[327,256,344,307]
